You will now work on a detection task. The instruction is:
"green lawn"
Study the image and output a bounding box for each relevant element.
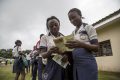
[0,64,31,80]
[98,71,120,80]
[0,64,120,80]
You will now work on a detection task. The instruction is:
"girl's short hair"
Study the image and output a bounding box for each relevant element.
[46,16,60,30]
[68,8,82,16]
[40,34,44,38]
[15,40,22,45]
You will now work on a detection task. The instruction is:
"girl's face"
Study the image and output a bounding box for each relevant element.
[68,11,82,27]
[48,19,60,34]
[17,42,21,46]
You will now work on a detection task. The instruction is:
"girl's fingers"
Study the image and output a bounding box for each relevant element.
[67,40,76,43]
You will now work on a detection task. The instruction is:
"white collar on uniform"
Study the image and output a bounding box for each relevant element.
[49,32,56,39]
[73,24,84,35]
[48,32,63,39]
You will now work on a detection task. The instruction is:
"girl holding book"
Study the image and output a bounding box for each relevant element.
[40,16,65,80]
[12,40,26,80]
[66,8,99,80]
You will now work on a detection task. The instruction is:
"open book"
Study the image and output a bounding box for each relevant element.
[53,34,74,53]
[52,34,74,68]
[52,54,69,68]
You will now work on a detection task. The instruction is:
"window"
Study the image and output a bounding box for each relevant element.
[94,40,113,57]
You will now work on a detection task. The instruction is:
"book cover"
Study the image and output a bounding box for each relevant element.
[53,34,74,53]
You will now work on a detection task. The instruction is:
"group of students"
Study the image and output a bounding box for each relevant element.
[12,34,44,80]
[30,34,44,80]
[12,8,99,80]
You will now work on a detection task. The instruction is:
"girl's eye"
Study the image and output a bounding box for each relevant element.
[55,23,58,26]
[69,16,75,21]
[50,23,58,27]
[49,25,53,28]
[72,16,76,19]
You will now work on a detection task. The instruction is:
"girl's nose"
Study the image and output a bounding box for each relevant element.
[53,25,57,28]
[71,19,74,23]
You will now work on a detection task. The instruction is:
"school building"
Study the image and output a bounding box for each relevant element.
[92,9,120,72]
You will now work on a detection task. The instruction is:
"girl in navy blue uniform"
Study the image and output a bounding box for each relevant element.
[40,16,65,80]
[36,34,44,80]
[12,40,26,80]
[66,8,99,80]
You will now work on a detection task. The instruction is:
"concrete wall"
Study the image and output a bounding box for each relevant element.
[96,21,120,72]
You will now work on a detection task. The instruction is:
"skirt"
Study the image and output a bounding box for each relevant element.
[42,58,65,80]
[72,48,98,80]
[13,57,25,73]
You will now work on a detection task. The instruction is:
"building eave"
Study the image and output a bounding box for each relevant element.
[92,9,120,29]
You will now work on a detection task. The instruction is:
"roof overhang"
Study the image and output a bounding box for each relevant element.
[92,9,120,30]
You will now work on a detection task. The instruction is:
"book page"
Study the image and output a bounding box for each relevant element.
[53,37,67,53]
[52,34,74,68]
[63,34,74,51]
[52,54,69,68]
[53,34,74,53]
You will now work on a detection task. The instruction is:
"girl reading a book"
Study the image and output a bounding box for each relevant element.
[65,8,99,80]
[39,16,65,80]
[12,40,26,80]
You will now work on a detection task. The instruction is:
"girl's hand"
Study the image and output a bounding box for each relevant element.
[18,51,23,55]
[48,46,60,54]
[65,40,85,48]
[61,55,68,63]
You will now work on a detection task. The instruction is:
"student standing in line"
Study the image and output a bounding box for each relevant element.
[10,59,13,64]
[26,52,31,73]
[40,16,66,80]
[30,46,38,80]
[65,8,99,80]
[12,40,26,80]
[36,34,44,80]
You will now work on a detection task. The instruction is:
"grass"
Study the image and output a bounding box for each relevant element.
[98,71,120,80]
[0,64,120,80]
[0,64,32,80]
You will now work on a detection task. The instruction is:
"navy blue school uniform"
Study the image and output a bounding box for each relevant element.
[72,24,98,80]
[31,50,38,80]
[36,40,43,80]
[38,57,42,80]
[40,33,65,80]
[12,46,25,73]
